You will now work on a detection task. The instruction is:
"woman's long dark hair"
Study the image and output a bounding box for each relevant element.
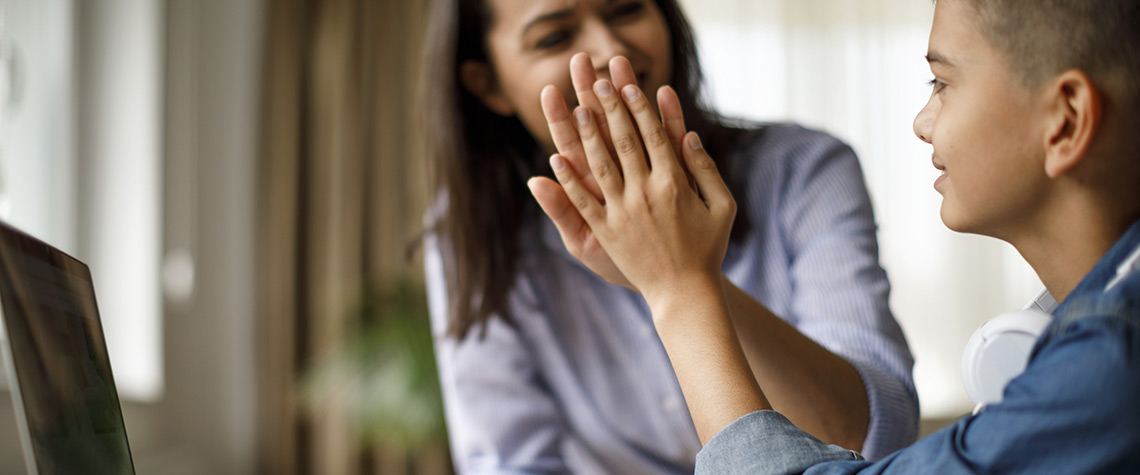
[424,0,748,340]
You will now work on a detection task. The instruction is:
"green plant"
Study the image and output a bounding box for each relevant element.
[300,278,446,453]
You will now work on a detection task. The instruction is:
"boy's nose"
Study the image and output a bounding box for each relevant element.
[913,99,936,144]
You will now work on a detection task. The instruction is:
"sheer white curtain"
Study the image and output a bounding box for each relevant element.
[680,0,1042,418]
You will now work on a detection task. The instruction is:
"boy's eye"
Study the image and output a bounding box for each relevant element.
[536,31,570,50]
[928,78,947,93]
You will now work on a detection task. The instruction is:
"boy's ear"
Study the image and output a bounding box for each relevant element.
[1042,69,1102,178]
[459,60,515,117]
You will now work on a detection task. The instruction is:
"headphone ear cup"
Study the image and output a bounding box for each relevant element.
[962,309,1053,408]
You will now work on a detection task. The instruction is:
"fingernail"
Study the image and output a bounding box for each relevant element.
[594,80,613,98]
[574,108,589,125]
[688,134,703,150]
[622,85,639,102]
[550,154,566,172]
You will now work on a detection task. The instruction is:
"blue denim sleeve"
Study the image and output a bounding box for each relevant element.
[697,295,1140,474]
[694,411,862,474]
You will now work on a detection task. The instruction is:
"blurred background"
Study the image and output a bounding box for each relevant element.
[0,0,1041,474]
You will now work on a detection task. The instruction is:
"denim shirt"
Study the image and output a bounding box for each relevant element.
[696,220,1140,474]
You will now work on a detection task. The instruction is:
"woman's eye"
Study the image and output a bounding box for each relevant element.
[536,31,570,50]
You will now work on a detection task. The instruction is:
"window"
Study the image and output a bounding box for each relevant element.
[0,0,163,402]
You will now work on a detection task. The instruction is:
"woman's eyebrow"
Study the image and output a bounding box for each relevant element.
[522,9,576,36]
[521,0,620,36]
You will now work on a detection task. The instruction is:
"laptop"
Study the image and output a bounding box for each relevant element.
[0,221,135,474]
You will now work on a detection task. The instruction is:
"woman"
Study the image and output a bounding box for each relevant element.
[421,0,918,472]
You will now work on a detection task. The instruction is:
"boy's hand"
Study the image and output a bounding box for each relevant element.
[536,67,736,307]
[529,54,695,292]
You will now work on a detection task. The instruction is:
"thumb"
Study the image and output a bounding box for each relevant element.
[682,133,734,214]
[527,176,593,256]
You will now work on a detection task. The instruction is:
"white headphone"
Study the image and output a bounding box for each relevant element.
[962,243,1140,414]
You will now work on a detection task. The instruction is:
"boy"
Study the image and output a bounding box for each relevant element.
[530,0,1140,472]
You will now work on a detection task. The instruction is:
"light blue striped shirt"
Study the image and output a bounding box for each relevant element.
[425,124,918,474]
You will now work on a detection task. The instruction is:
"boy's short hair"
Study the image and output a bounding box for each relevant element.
[964,0,1140,109]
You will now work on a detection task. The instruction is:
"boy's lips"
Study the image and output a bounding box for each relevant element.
[933,158,948,190]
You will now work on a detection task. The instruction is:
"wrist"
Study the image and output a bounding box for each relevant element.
[645,272,727,325]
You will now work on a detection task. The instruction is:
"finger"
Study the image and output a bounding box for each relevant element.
[594,78,649,183]
[658,86,697,190]
[549,153,606,225]
[573,105,624,199]
[619,83,684,183]
[609,55,637,92]
[570,53,614,153]
[527,176,594,257]
[609,56,645,154]
[657,86,687,157]
[682,132,733,212]
[541,85,604,198]
[541,85,585,159]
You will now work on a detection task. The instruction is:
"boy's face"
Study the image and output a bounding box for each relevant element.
[913,0,1050,238]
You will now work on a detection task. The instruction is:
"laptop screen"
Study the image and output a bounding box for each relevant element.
[0,223,134,474]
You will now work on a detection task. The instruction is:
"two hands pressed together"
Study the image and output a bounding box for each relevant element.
[528,53,772,443]
[529,53,733,311]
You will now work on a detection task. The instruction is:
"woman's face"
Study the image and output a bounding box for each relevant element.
[464,0,673,154]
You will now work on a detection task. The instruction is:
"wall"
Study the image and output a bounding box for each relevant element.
[144,0,264,473]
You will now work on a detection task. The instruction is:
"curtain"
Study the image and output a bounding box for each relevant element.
[257,0,439,473]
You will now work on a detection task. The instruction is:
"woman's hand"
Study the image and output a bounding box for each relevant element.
[528,54,698,293]
[532,56,737,308]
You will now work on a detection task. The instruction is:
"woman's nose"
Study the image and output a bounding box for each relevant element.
[581,22,630,74]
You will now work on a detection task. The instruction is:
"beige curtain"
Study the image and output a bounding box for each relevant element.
[257,0,437,473]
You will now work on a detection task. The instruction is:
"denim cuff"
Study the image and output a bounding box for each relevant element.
[695,410,862,475]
